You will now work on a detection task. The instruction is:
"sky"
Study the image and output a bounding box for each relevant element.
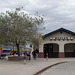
[0,0,75,34]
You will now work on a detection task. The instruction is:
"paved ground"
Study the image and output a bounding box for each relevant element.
[41,61,75,75]
[0,57,75,75]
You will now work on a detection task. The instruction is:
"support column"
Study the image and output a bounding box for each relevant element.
[38,44,44,58]
[59,44,65,58]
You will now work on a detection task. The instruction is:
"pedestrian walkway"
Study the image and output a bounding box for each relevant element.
[41,61,75,75]
[0,58,75,75]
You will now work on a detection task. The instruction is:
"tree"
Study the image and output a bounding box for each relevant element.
[0,7,44,56]
[31,33,43,49]
[0,13,10,44]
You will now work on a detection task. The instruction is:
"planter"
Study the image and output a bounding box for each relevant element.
[8,56,24,61]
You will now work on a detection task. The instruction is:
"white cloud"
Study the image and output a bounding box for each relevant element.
[0,0,75,34]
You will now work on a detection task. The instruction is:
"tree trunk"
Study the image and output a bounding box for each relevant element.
[16,42,20,56]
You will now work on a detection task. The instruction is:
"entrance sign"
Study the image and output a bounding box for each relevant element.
[50,37,73,40]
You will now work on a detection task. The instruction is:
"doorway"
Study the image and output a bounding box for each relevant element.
[44,43,59,58]
[64,43,75,57]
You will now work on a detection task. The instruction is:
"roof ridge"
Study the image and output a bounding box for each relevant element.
[43,28,75,38]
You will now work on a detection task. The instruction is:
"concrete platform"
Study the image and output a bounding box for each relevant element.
[0,57,75,75]
[41,61,75,75]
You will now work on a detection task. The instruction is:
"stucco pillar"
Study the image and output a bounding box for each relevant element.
[59,44,65,58]
[38,44,44,58]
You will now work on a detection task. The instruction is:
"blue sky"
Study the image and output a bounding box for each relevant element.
[1,0,75,34]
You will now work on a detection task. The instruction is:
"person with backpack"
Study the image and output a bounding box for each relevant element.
[32,49,36,59]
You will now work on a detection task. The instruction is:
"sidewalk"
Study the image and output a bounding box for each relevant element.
[41,61,75,75]
[0,58,75,75]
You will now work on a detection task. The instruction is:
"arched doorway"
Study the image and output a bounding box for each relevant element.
[43,43,59,58]
[64,43,75,57]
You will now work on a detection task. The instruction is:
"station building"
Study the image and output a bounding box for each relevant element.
[39,28,75,58]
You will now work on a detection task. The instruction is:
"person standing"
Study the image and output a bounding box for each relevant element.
[27,51,31,60]
[46,52,48,60]
[32,49,36,59]
[36,49,39,58]
[24,51,27,64]
[24,51,27,59]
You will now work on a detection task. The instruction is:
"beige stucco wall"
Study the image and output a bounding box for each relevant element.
[39,31,75,52]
